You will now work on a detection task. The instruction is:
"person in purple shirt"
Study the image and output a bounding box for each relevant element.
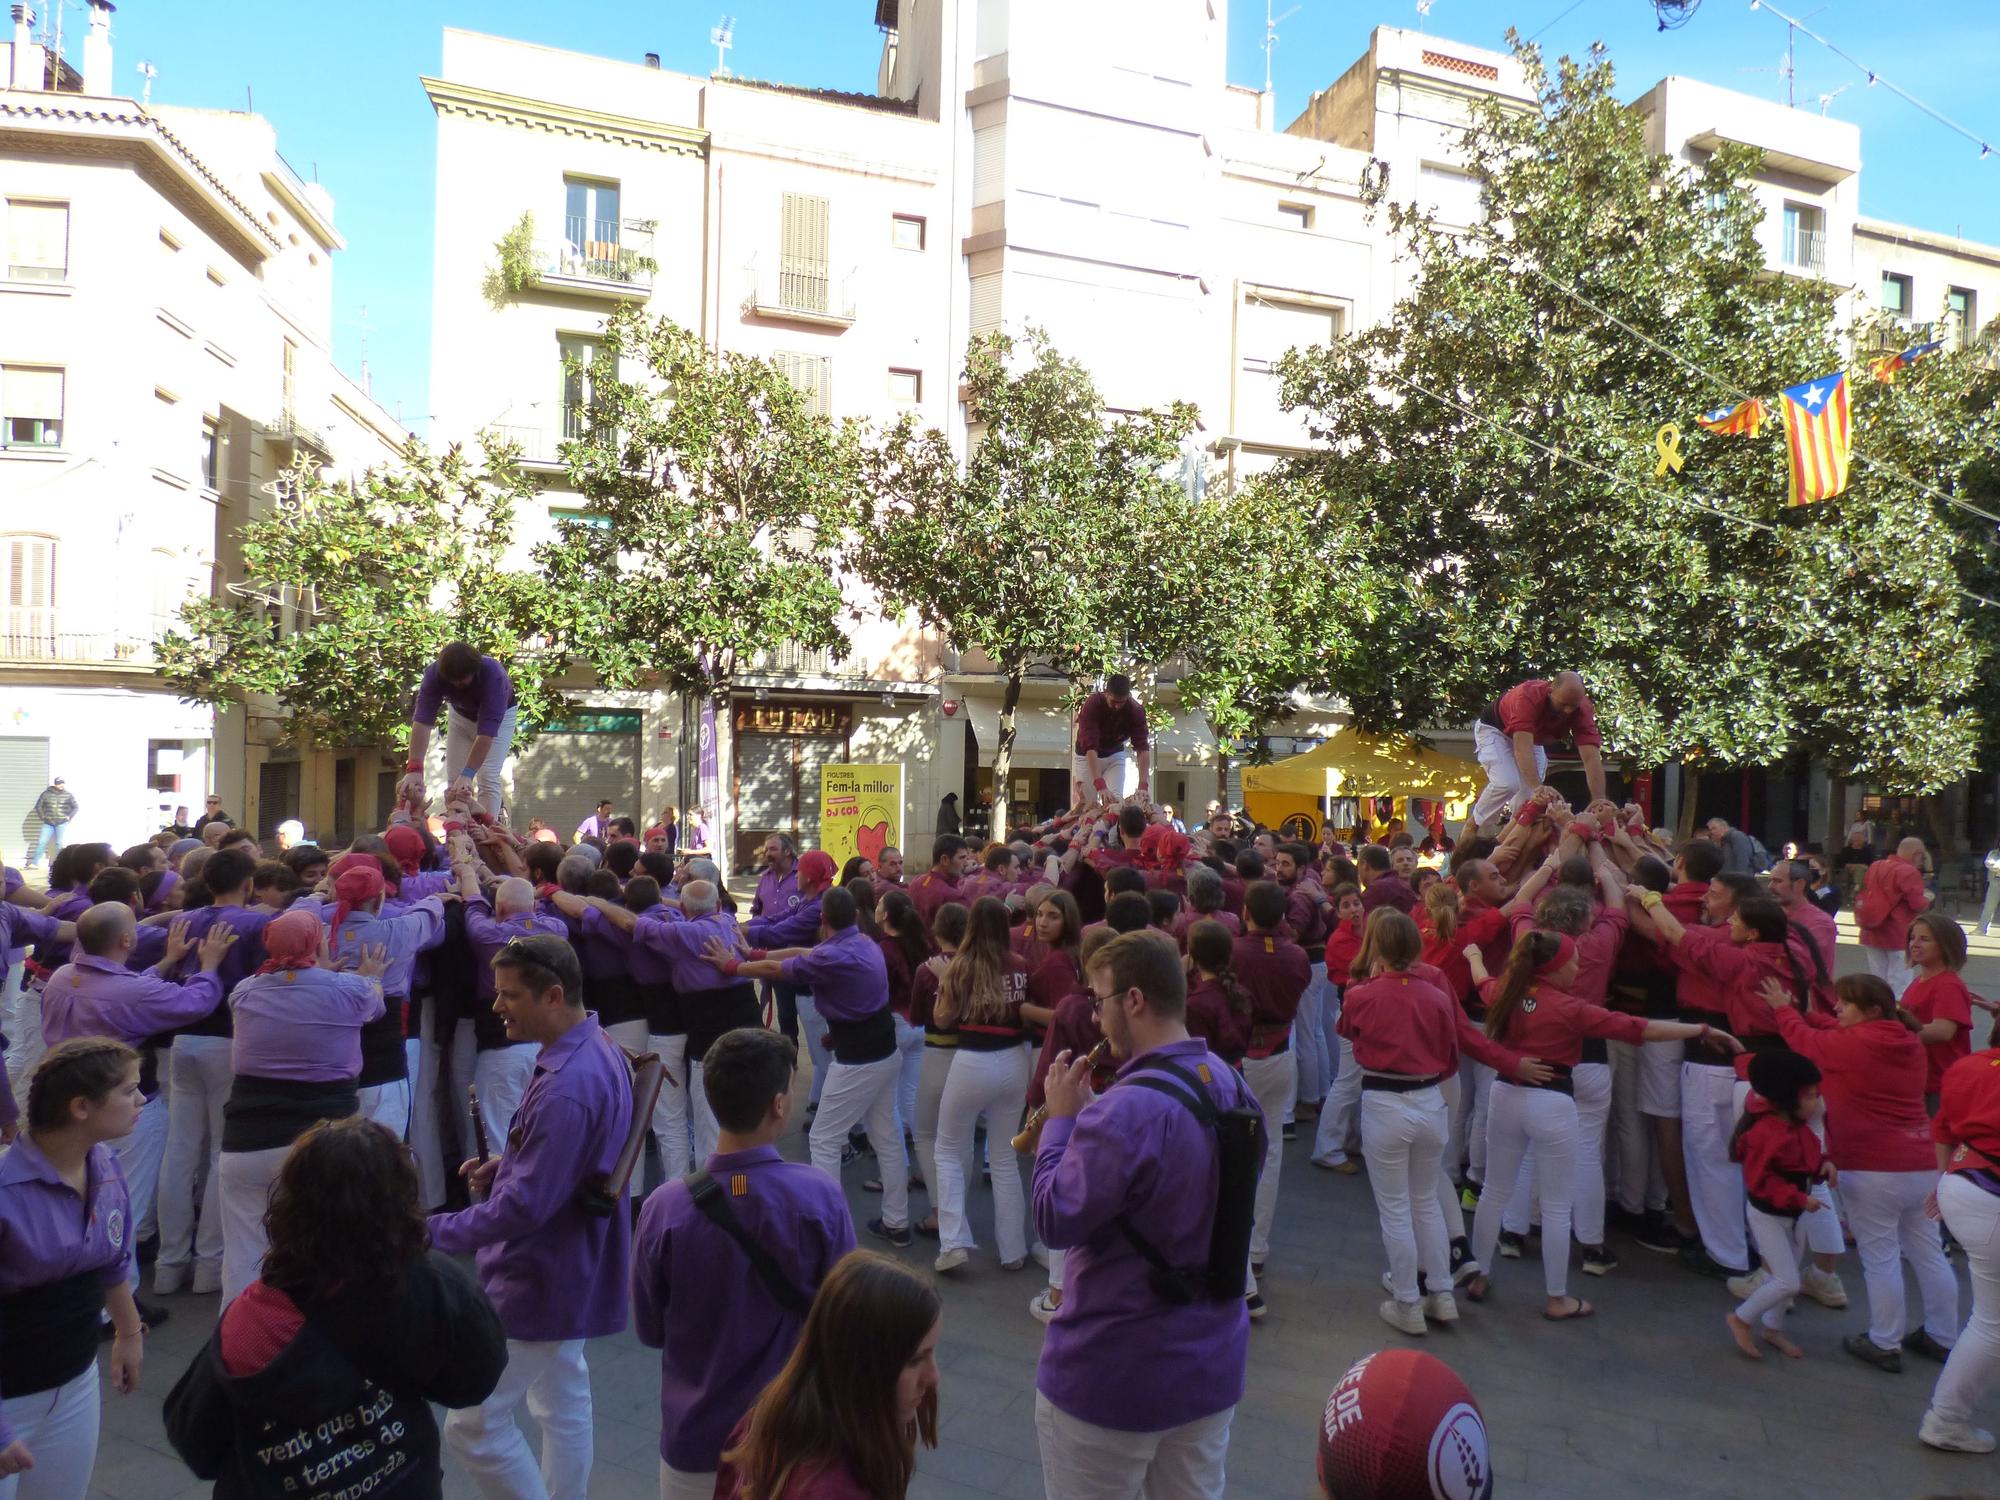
[632,1028,855,1499]
[453,866,568,1159]
[214,907,388,1305]
[750,833,803,1045]
[0,1040,147,1496]
[398,640,519,820]
[719,886,911,1247]
[588,879,755,1161]
[749,849,835,1106]
[1033,930,1264,1499]
[430,934,633,1500]
[152,848,271,1299]
[0,898,71,1142]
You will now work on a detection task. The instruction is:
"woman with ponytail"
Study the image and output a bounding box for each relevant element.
[1184,919,1252,1065]
[1464,930,1736,1318]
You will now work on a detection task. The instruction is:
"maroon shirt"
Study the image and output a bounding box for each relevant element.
[1482,678,1602,749]
[1360,874,1418,916]
[909,868,962,938]
[1073,691,1150,757]
[1230,930,1311,1056]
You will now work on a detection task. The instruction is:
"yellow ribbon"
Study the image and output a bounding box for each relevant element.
[1654,423,1684,478]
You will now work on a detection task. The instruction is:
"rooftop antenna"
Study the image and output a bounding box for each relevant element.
[1414,0,1433,31]
[1263,1,1301,96]
[709,14,734,78]
[1748,1,1823,109]
[1816,81,1850,115]
[353,304,374,397]
[135,59,156,105]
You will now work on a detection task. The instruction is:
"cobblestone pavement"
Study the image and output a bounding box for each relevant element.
[93,922,2000,1500]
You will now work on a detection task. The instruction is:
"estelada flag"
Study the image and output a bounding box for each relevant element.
[1868,339,1943,384]
[1779,371,1851,506]
[1695,398,1768,437]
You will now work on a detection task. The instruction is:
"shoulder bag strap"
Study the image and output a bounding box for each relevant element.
[685,1171,813,1317]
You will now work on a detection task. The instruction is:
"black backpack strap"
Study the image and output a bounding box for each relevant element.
[685,1171,812,1317]
[1109,1063,1223,1303]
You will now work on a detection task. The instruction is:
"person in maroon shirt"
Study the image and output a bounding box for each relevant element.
[909,837,967,940]
[1233,882,1310,1313]
[1356,845,1418,916]
[1072,675,1150,806]
[1470,673,1607,829]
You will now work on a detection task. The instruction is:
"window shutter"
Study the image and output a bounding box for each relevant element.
[969,272,1001,335]
[2,366,64,420]
[972,125,1005,205]
[780,193,831,313]
[6,202,67,275]
[6,537,53,610]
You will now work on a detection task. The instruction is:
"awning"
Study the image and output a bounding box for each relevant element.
[1242,728,1482,802]
[959,695,1076,770]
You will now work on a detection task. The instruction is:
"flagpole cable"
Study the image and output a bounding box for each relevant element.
[1372,366,2000,612]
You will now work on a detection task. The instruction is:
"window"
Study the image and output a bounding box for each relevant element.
[888,368,922,405]
[565,177,621,271]
[1,365,64,448]
[1881,272,1912,318]
[772,350,831,417]
[1277,201,1314,230]
[550,507,613,531]
[201,422,220,491]
[558,335,602,438]
[281,338,297,425]
[1416,163,1479,227]
[779,193,832,314]
[1947,286,1978,350]
[147,740,185,794]
[5,200,67,280]
[1781,202,1825,272]
[4,535,55,650]
[891,214,926,251]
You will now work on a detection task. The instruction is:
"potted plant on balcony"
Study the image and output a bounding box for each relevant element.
[481,211,537,308]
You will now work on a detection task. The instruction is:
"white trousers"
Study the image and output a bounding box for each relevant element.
[1034,1392,1232,1500]
[356,1076,411,1140]
[1503,1060,1610,1246]
[796,991,833,1107]
[1729,1079,1846,1258]
[658,1463,715,1500]
[603,1020,650,1199]
[1932,1173,2000,1428]
[912,1045,960,1215]
[159,1034,232,1275]
[445,1338,593,1500]
[1607,1040,1666,1214]
[1072,750,1138,801]
[444,703,519,821]
[2,967,41,1122]
[1293,966,1333,1106]
[1473,1082,1577,1298]
[1242,1051,1297,1262]
[1736,1207,1807,1331]
[1363,1086,1452,1303]
[935,1044,1030,1263]
[809,1054,907,1228]
[1843,1169,1957,1353]
[1434,1073,1467,1243]
[451,1031,538,1162]
[218,1144,291,1308]
[1471,721,1545,828]
[0,1365,98,1500]
[1862,945,1915,1001]
[1311,1035,1362,1166]
[647,1033,693,1183]
[109,1094,169,1291]
[688,1055,721,1164]
[1452,1055,1495,1185]
[1680,1062,1747,1271]
[892,1013,925,1140]
[412,1001,448,1210]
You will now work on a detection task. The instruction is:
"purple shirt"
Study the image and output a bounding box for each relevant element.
[303,896,446,997]
[745,892,823,951]
[428,1013,634,1341]
[0,901,60,958]
[0,1137,131,1447]
[751,866,799,920]
[31,890,91,968]
[633,909,740,993]
[166,903,275,1010]
[41,954,224,1054]
[229,967,385,1081]
[779,926,887,1024]
[633,1145,856,1470]
[398,870,455,902]
[463,898,569,1002]
[413,653,515,736]
[580,904,637,981]
[1033,1038,1260,1432]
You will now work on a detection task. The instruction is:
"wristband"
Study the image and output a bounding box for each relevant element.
[1641,891,1664,910]
[459,765,479,782]
[722,958,741,976]
[1515,802,1544,825]
[1092,777,1108,792]
[1570,822,1597,843]
[404,760,423,774]
[749,947,768,962]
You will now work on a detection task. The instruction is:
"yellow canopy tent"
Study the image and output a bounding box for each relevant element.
[1241,729,1482,842]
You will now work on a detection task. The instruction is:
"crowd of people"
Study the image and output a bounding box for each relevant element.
[3,653,2000,1499]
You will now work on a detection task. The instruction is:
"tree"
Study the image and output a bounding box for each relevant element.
[527,307,863,703]
[158,443,564,750]
[854,328,1198,831]
[1273,37,1987,795]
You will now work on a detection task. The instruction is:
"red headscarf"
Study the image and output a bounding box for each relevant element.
[382,825,427,879]
[797,850,837,890]
[329,863,386,945]
[1138,824,1190,872]
[1534,933,1579,978]
[257,908,323,974]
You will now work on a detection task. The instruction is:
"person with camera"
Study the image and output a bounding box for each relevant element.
[426,934,633,1500]
[1032,929,1265,1499]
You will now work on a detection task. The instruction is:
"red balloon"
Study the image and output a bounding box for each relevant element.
[1317,1348,1492,1500]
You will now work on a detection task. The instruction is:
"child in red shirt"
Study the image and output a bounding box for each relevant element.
[1726,1051,1833,1361]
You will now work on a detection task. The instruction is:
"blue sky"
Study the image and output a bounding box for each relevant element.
[93,0,1999,435]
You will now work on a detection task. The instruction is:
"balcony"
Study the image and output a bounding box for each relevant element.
[535,218,656,300]
[742,258,857,329]
[1,610,176,667]
[1781,225,1826,277]
[266,411,332,458]
[744,640,845,678]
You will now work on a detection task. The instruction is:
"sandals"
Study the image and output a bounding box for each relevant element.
[1543,1296,1594,1322]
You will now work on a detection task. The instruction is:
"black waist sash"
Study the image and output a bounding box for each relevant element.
[358,997,408,1086]
[680,982,762,1064]
[0,1270,102,1401]
[589,972,644,1027]
[640,980,684,1037]
[222,1075,359,1153]
[824,1010,897,1065]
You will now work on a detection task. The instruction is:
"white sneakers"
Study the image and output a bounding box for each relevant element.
[1725,1267,1769,1301]
[1378,1298,1428,1336]
[190,1262,223,1296]
[152,1264,186,1296]
[1800,1266,1848,1309]
[1028,1291,1060,1325]
[1422,1291,1460,1324]
[1920,1410,1997,1454]
[933,1248,969,1274]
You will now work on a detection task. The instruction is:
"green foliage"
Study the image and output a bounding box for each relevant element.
[528,305,862,697]
[1273,36,1989,792]
[481,211,537,308]
[157,444,565,750]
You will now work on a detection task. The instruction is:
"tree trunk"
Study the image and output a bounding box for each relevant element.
[1208,715,1231,812]
[993,664,1023,838]
[1676,769,1702,842]
[1826,773,1848,856]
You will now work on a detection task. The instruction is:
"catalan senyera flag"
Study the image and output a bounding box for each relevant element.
[1695,398,1769,438]
[1868,339,1944,384]
[1779,371,1851,507]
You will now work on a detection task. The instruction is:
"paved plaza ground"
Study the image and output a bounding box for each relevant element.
[87,918,2000,1500]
